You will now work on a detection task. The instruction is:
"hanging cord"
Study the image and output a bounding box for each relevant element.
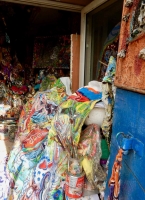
[108,148,123,200]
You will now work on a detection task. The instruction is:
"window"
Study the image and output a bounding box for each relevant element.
[84,0,124,84]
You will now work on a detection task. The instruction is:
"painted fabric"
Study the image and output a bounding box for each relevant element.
[0,121,17,200]
[6,78,99,200]
[78,124,100,158]
[7,80,68,200]
[78,87,102,101]
[101,56,116,144]
[49,99,97,148]
[78,124,106,192]
[68,92,90,102]
[101,83,114,144]
[103,56,116,84]
[108,149,123,200]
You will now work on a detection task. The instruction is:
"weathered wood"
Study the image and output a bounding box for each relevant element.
[70,34,80,93]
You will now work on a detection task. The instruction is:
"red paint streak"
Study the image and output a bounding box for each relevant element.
[121,31,129,50]
[134,55,142,76]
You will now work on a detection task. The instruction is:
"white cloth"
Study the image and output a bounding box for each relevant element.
[88,81,102,92]
[84,107,105,127]
[60,77,72,96]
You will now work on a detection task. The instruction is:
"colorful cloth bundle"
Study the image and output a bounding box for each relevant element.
[68,91,89,102]
[0,121,16,200]
[6,78,101,200]
[7,79,68,200]
[78,124,107,192]
[68,84,102,103]
[78,87,102,101]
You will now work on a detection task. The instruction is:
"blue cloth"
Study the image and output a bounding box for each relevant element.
[78,87,102,100]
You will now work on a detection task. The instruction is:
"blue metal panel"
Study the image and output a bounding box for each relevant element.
[105,88,145,199]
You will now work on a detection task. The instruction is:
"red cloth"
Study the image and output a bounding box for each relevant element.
[68,91,89,102]
[11,85,28,95]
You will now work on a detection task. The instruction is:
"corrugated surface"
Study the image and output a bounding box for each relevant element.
[105,88,145,200]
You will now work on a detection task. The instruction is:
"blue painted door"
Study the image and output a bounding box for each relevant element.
[105,88,145,199]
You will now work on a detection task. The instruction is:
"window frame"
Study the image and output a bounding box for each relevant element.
[79,0,109,87]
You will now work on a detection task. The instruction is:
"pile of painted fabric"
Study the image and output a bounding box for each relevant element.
[0,119,17,200]
[6,76,109,200]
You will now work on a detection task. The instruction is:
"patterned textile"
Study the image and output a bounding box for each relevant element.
[7,80,67,200]
[7,78,100,200]
[78,87,102,101]
[0,122,17,200]
[78,124,106,192]
[103,56,116,84]
[101,56,116,144]
[108,149,123,200]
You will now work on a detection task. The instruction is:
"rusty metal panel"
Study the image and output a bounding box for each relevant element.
[115,0,145,94]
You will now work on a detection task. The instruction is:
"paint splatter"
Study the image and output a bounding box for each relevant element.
[134,55,142,76]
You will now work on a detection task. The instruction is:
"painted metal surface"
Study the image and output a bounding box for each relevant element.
[114,0,145,93]
[105,88,145,200]
[116,132,144,157]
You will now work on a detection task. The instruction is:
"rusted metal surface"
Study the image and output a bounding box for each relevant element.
[114,0,145,94]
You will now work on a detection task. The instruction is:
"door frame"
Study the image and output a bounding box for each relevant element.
[79,0,108,87]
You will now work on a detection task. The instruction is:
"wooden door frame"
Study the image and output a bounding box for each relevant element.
[79,0,108,87]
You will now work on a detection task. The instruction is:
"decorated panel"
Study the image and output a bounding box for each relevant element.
[115,0,145,93]
[32,35,70,69]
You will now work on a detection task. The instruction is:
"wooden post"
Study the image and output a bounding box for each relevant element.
[70,34,80,93]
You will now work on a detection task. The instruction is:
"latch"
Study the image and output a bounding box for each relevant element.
[116,132,144,157]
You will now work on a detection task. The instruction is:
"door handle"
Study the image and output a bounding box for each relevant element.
[116,132,144,157]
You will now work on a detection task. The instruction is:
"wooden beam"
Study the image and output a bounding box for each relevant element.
[2,0,83,12]
[57,0,93,6]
